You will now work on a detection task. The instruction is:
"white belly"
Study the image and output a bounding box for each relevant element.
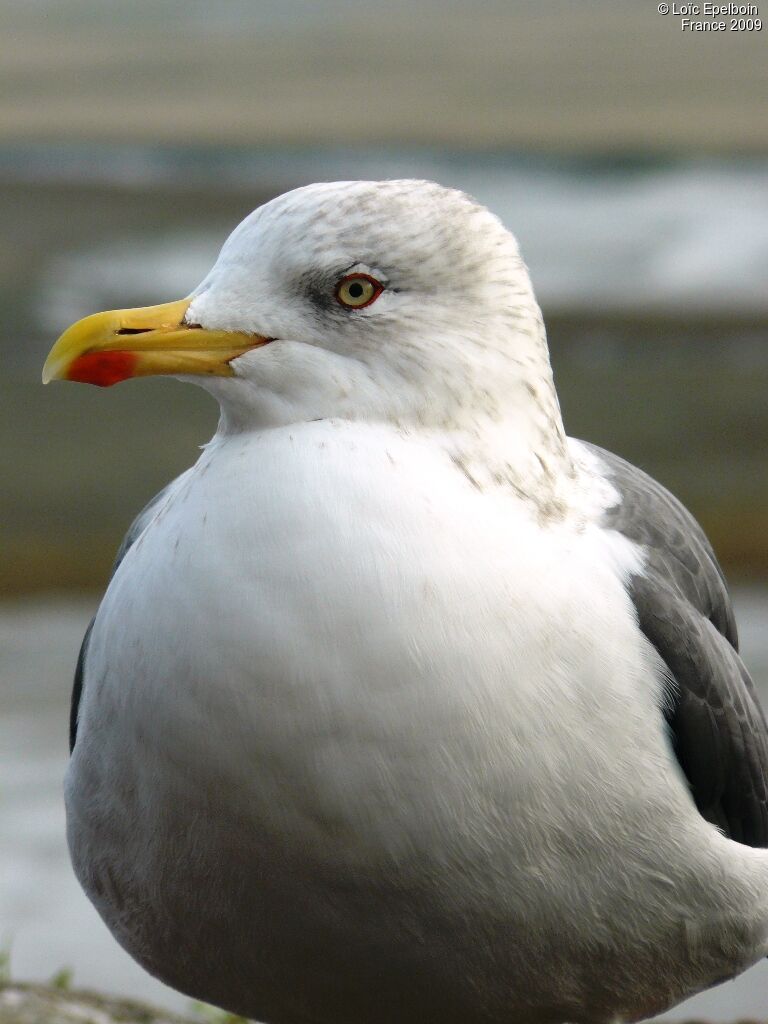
[65,422,767,1024]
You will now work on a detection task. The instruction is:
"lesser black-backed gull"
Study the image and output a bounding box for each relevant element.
[43,180,768,1024]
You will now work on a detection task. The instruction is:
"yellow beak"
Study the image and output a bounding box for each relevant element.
[42,298,269,387]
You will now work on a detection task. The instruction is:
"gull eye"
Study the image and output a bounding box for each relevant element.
[335,273,383,309]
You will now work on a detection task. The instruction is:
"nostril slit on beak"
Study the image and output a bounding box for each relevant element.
[115,322,200,336]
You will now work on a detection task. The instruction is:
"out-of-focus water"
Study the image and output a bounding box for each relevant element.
[2,592,768,1021]
[8,148,768,348]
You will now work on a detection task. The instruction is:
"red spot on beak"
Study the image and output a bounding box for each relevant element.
[67,351,139,387]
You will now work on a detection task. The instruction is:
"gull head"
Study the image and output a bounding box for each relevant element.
[44,180,563,442]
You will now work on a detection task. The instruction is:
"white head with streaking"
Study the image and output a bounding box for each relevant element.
[44,180,571,498]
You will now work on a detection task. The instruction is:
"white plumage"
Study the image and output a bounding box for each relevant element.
[58,181,768,1024]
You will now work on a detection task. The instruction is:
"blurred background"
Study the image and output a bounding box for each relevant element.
[1,1,766,1021]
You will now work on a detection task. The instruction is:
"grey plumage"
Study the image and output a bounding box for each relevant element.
[591,443,768,847]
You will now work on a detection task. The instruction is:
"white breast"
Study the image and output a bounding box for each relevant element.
[65,420,768,1024]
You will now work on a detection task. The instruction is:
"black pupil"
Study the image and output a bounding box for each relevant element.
[348,281,364,298]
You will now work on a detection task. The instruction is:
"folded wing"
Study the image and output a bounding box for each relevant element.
[589,443,768,847]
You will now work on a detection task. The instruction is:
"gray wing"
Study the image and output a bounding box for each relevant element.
[587,442,768,847]
[69,483,175,753]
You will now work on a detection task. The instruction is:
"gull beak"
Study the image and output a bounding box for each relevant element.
[42,298,270,387]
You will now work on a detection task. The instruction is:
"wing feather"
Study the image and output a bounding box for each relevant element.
[587,442,768,847]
